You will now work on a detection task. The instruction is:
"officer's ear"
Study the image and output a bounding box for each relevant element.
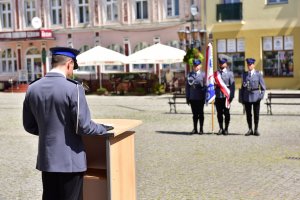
[66,59,74,70]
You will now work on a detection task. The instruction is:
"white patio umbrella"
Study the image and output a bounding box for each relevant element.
[76,45,128,66]
[76,45,128,88]
[126,43,186,64]
[127,43,186,83]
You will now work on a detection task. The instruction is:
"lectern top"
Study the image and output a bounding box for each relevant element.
[93,119,142,137]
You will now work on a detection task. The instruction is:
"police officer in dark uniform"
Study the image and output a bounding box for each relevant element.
[215,58,235,135]
[23,47,113,200]
[186,59,206,134]
[240,58,266,136]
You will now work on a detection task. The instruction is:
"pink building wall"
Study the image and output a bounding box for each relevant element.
[0,0,205,86]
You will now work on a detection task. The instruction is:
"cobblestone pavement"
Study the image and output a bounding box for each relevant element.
[0,90,300,200]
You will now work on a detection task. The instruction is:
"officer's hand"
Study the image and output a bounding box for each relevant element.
[106,126,114,131]
[186,99,190,105]
[103,125,114,131]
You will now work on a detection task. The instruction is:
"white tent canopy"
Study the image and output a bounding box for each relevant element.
[126,43,186,64]
[76,45,128,66]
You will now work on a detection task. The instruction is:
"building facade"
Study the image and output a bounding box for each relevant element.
[206,0,300,89]
[0,0,207,91]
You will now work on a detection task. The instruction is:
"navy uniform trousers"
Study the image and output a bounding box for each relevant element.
[42,172,83,200]
[244,101,260,130]
[190,99,205,131]
[215,98,230,130]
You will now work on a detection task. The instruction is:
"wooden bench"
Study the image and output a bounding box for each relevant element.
[168,93,187,113]
[265,93,300,115]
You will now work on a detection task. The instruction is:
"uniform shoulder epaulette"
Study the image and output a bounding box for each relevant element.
[67,78,80,85]
[29,78,41,85]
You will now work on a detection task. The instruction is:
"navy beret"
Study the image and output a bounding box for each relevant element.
[50,47,80,69]
[246,58,256,65]
[218,58,227,64]
[193,59,201,66]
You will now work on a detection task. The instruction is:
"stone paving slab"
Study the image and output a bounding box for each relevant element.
[0,90,300,200]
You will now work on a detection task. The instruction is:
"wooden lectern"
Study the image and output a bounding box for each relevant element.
[82,119,142,200]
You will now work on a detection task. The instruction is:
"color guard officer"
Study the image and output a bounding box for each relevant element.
[214,58,235,135]
[186,59,206,134]
[23,47,113,200]
[240,58,266,136]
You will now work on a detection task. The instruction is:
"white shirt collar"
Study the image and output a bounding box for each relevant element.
[249,69,255,76]
[221,68,227,73]
[50,68,66,78]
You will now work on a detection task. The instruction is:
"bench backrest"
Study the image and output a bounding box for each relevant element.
[173,93,186,99]
[268,93,300,99]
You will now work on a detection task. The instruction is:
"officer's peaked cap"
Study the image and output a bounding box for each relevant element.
[50,47,80,69]
[218,58,227,64]
[193,59,201,66]
[246,58,256,65]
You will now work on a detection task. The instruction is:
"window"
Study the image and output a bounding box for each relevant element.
[106,0,118,21]
[136,0,148,20]
[262,36,293,77]
[0,1,12,29]
[50,0,62,25]
[77,0,90,24]
[217,38,245,77]
[267,0,288,4]
[224,0,240,3]
[1,49,17,73]
[166,0,179,17]
[24,0,36,27]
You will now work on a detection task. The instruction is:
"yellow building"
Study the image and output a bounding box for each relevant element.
[205,0,300,89]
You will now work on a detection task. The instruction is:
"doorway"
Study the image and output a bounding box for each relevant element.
[26,48,42,82]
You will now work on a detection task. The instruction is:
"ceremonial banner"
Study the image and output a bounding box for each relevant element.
[205,43,215,104]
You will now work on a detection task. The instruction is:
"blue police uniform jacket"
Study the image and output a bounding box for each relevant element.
[186,71,206,100]
[23,72,108,173]
[241,70,266,103]
[215,69,235,99]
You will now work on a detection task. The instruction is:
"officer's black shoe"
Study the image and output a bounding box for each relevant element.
[199,129,204,135]
[217,129,223,135]
[254,130,260,136]
[191,129,198,134]
[223,129,229,136]
[245,129,253,136]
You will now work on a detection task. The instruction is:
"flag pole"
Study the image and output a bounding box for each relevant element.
[205,43,216,134]
[211,100,214,134]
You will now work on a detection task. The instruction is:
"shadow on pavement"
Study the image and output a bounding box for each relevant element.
[156,131,192,135]
[163,112,246,116]
[156,131,244,136]
[260,113,300,116]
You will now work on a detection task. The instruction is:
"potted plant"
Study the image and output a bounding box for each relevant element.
[96,87,108,95]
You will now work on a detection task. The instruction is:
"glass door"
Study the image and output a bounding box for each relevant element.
[26,57,42,82]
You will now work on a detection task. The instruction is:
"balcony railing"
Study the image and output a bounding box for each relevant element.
[216,2,243,21]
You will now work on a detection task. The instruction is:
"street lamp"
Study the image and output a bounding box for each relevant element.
[177,4,207,51]
[178,4,206,74]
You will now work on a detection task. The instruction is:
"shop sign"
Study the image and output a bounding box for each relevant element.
[0,30,54,40]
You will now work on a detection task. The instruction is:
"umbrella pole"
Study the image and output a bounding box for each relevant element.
[98,65,102,88]
[158,64,161,84]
